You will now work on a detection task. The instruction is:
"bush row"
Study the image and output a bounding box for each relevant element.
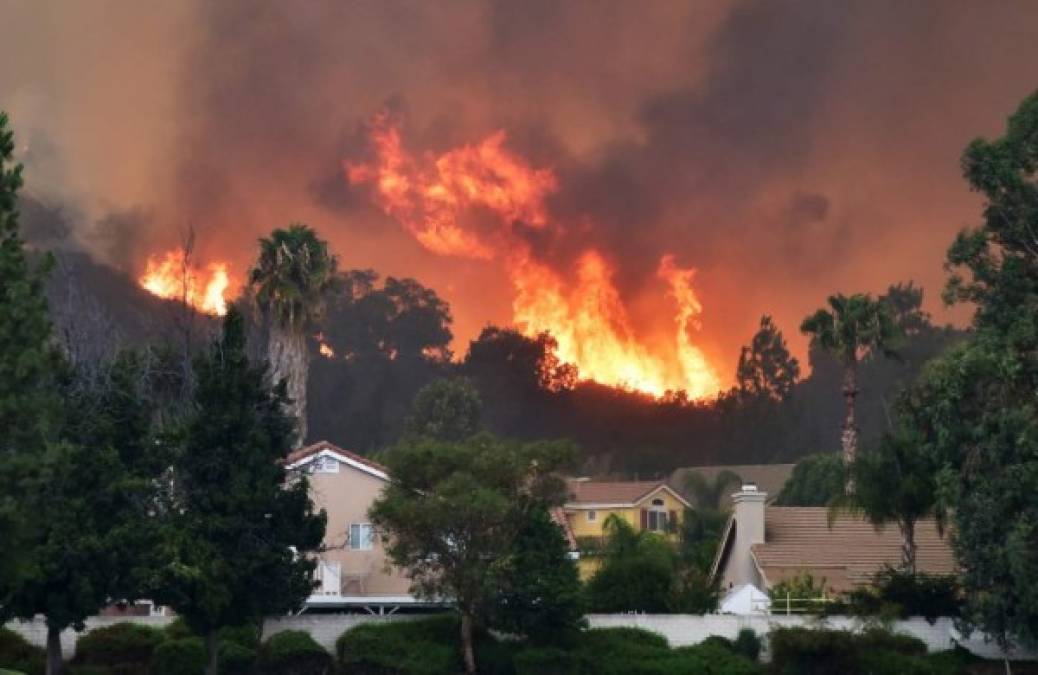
[2,618,986,675]
[0,621,329,675]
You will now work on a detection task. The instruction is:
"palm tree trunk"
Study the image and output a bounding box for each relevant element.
[899,519,917,574]
[841,358,859,493]
[269,324,309,447]
[45,625,63,675]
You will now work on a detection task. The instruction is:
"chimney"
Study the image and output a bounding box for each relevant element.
[726,483,767,590]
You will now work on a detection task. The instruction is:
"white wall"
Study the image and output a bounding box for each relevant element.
[6,613,1032,662]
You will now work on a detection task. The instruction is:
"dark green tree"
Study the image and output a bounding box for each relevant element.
[585,515,681,613]
[0,112,63,582]
[801,293,901,486]
[486,508,585,646]
[896,90,1038,651]
[403,378,482,441]
[774,453,844,506]
[250,224,338,445]
[2,353,167,675]
[736,315,800,402]
[151,307,326,675]
[369,433,573,675]
[830,427,944,573]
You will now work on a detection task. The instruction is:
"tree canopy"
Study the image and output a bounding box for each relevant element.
[369,433,575,674]
[151,307,325,675]
[893,90,1038,650]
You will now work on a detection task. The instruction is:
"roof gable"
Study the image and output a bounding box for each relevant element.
[286,441,389,482]
[565,480,691,508]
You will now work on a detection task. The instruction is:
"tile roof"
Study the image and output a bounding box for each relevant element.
[287,441,388,476]
[565,479,675,506]
[752,507,956,592]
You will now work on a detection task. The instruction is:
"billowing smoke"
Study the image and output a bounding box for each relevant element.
[3,0,1038,380]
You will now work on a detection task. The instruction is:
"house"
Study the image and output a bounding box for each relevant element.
[286,441,438,614]
[563,479,691,578]
[670,463,795,509]
[711,484,956,595]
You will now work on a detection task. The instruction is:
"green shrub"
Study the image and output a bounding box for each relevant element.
[150,637,206,675]
[162,619,192,641]
[66,667,123,675]
[217,624,262,651]
[733,628,762,662]
[0,628,45,675]
[66,666,117,675]
[856,627,927,656]
[73,623,165,670]
[697,635,734,652]
[844,568,963,622]
[218,641,256,675]
[475,640,520,675]
[769,626,859,675]
[513,647,579,675]
[770,626,942,675]
[336,618,460,675]
[258,630,330,675]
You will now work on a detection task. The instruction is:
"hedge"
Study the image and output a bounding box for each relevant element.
[0,628,44,675]
[72,623,165,671]
[258,630,331,675]
[335,616,462,675]
[150,637,206,675]
[768,626,964,675]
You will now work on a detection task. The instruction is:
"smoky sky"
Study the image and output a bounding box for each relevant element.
[3,0,1038,378]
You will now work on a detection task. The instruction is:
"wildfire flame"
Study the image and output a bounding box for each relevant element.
[139,250,231,316]
[348,113,721,398]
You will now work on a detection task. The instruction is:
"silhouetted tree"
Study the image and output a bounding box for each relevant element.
[736,315,800,402]
[801,293,900,487]
[250,224,337,445]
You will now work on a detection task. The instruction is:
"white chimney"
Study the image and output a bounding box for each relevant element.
[725,484,767,590]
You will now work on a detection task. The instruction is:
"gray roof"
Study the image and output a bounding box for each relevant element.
[670,463,795,508]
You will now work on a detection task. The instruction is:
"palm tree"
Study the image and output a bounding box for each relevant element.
[830,428,944,573]
[250,224,337,446]
[683,469,743,511]
[800,293,900,491]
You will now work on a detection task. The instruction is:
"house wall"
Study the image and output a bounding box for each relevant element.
[566,489,687,540]
[307,465,411,596]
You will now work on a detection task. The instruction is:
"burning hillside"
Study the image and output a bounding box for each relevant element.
[346,112,721,398]
[134,110,721,399]
[138,249,231,316]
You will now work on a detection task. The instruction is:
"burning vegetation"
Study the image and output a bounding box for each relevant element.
[346,112,721,398]
[138,249,231,316]
[133,110,721,399]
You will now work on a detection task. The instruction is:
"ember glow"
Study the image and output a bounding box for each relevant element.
[139,250,231,316]
[348,113,721,398]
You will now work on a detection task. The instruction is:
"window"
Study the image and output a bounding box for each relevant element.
[310,455,339,474]
[587,510,597,522]
[647,510,668,532]
[349,523,373,550]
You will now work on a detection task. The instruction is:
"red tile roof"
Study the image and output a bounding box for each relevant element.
[565,479,686,506]
[287,441,388,475]
[752,507,956,592]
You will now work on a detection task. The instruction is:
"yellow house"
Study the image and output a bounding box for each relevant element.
[563,479,691,578]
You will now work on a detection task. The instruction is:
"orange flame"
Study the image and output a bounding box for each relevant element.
[348,113,721,398]
[139,250,231,316]
[346,112,555,259]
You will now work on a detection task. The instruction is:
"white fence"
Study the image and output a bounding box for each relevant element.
[5,613,1031,662]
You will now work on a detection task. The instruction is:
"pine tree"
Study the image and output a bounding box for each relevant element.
[152,306,326,675]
